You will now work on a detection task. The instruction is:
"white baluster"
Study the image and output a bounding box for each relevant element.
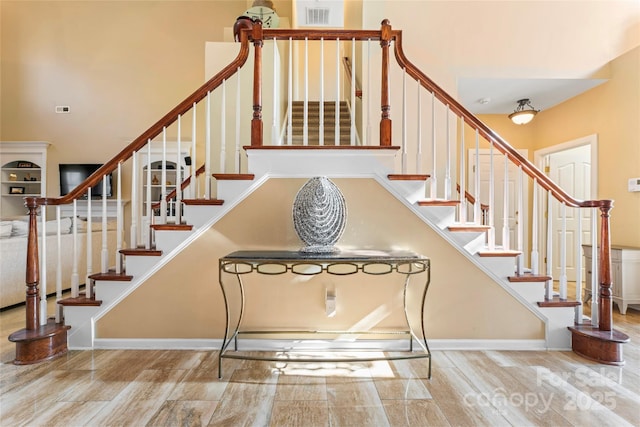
[559,202,568,299]
[459,118,466,223]
[71,200,79,298]
[86,186,93,299]
[101,177,108,273]
[531,178,539,275]
[401,67,407,173]
[516,166,524,275]
[366,39,372,146]
[575,208,584,323]
[145,141,152,250]
[444,105,451,200]
[220,80,227,172]
[545,190,553,301]
[176,116,182,224]
[429,92,436,198]
[40,209,47,325]
[205,91,212,198]
[416,80,422,175]
[272,39,278,145]
[130,151,138,249]
[161,128,168,223]
[303,37,308,146]
[287,37,293,146]
[55,206,62,323]
[488,139,496,250]
[350,38,356,146]
[335,38,340,146]
[502,153,510,250]
[590,208,599,325]
[474,130,481,225]
[235,69,241,170]
[319,38,324,146]
[116,162,123,273]
[192,101,199,195]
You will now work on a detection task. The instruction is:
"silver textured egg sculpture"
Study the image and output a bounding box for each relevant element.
[293,177,347,253]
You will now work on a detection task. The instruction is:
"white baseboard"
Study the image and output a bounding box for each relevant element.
[93,338,547,351]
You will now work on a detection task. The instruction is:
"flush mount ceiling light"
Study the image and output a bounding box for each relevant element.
[508,98,539,125]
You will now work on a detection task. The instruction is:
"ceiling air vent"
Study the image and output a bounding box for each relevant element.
[306,7,330,26]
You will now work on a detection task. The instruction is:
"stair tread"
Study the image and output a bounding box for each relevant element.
[182,198,224,206]
[388,174,430,181]
[508,273,553,282]
[568,324,630,343]
[88,271,134,281]
[212,174,255,180]
[57,296,103,307]
[150,223,194,231]
[120,249,162,256]
[477,250,521,257]
[417,199,460,206]
[8,318,71,342]
[537,297,581,308]
[447,224,491,232]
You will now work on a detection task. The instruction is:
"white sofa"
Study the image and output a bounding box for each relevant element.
[0,217,117,308]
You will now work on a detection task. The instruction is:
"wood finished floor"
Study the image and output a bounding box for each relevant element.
[1,301,638,426]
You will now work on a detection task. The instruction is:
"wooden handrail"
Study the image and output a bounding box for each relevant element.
[390,25,609,211]
[31,31,251,209]
[342,57,362,99]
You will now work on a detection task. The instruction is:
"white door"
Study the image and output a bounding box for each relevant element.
[469,149,528,258]
[547,144,591,281]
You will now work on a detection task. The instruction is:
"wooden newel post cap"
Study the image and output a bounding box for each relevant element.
[233,16,254,42]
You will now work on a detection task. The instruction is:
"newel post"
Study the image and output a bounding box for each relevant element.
[24,197,41,331]
[379,19,392,147]
[251,20,264,147]
[598,201,613,331]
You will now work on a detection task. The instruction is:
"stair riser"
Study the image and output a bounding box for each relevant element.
[64,306,97,349]
[216,180,255,202]
[183,205,224,228]
[154,230,193,253]
[123,256,163,278]
[95,282,131,303]
[417,205,457,229]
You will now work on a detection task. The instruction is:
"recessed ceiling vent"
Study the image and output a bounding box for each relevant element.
[306,7,330,26]
[296,0,344,28]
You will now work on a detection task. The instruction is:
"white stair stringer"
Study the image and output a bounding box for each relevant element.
[63,173,272,349]
[378,175,572,350]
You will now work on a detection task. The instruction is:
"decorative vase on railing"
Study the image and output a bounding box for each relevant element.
[293,177,347,253]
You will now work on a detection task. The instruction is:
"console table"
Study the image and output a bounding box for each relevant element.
[218,249,431,379]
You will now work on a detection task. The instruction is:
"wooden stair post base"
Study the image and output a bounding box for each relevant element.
[8,318,71,365]
[568,324,630,366]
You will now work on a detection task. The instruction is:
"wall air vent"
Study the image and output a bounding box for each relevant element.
[296,0,343,28]
[306,7,330,26]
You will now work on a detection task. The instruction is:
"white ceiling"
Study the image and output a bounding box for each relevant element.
[457,77,608,115]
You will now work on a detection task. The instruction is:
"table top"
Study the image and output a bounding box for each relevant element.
[221,249,428,262]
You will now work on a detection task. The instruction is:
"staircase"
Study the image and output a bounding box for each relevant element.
[9,18,628,366]
[287,101,353,146]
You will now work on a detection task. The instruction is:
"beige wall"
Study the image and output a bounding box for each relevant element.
[97,178,544,340]
[0,0,269,196]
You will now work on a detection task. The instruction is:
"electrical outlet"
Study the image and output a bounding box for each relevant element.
[55,106,70,114]
[628,178,640,192]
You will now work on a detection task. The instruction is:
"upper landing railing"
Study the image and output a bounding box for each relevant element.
[18,19,616,347]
